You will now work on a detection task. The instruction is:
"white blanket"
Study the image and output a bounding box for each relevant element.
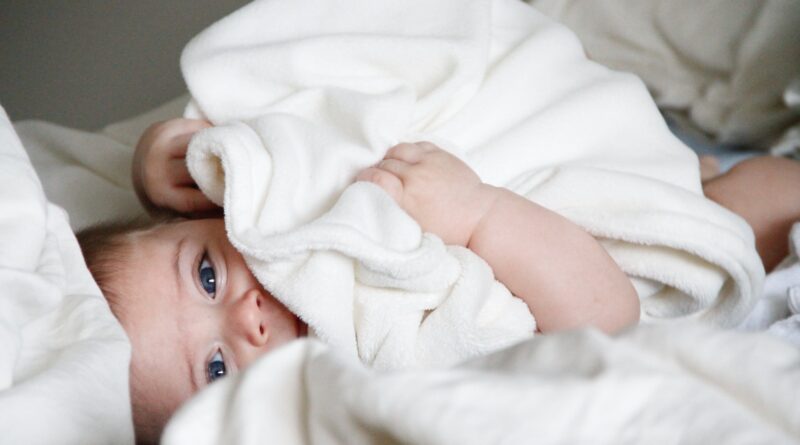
[740,223,800,347]
[530,0,800,151]
[182,0,764,369]
[13,120,145,231]
[0,106,134,444]
[11,95,187,232]
[163,323,800,445]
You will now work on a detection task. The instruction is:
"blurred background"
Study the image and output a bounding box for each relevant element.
[0,0,248,129]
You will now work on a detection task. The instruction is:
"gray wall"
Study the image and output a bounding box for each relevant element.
[0,0,250,129]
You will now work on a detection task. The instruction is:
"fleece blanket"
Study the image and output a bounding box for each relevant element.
[0,106,134,444]
[182,0,764,369]
[163,323,800,445]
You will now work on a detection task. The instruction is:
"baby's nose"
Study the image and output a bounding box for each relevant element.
[229,289,269,347]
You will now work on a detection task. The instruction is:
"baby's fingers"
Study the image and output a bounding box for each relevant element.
[169,133,193,157]
[356,167,404,203]
[167,187,220,214]
[386,142,432,164]
[166,120,212,156]
[168,158,195,186]
[375,159,410,178]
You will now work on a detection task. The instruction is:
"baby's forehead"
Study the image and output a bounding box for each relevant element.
[135,219,188,238]
[121,224,179,265]
[141,218,223,240]
[128,332,194,442]
[116,240,195,418]
[125,220,212,254]
[108,224,190,324]
[87,219,225,439]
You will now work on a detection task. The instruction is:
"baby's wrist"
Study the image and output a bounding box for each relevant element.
[465,184,504,249]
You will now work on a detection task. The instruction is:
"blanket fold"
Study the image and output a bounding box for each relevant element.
[182,0,764,369]
[0,106,133,444]
[164,324,800,445]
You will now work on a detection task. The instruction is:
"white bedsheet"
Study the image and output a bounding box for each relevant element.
[14,120,145,231]
[530,0,800,151]
[163,322,800,445]
[0,105,134,444]
[182,0,763,370]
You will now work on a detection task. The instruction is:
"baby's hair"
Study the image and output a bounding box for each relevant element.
[76,217,167,316]
[76,215,178,445]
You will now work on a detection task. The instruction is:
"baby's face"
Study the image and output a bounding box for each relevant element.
[113,219,304,426]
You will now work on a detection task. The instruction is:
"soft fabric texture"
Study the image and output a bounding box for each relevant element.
[740,222,800,347]
[529,0,800,151]
[12,95,188,232]
[0,105,134,444]
[181,0,764,370]
[770,288,800,347]
[163,322,800,445]
[14,120,145,231]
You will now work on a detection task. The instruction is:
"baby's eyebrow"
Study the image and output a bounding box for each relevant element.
[173,236,188,292]
[173,235,200,393]
[185,348,199,393]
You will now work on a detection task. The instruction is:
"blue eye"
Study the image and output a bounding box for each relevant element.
[207,350,226,383]
[199,254,216,298]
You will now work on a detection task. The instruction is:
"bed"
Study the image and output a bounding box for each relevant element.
[1,0,799,444]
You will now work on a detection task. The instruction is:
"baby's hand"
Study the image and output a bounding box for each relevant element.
[132,118,219,215]
[357,142,498,246]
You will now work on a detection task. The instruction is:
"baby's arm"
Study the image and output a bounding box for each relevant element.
[358,142,639,334]
[132,118,220,215]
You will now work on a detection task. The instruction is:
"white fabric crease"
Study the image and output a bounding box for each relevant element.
[0,106,134,444]
[530,0,800,150]
[163,323,800,445]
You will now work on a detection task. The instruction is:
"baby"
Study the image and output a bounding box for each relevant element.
[79,118,800,443]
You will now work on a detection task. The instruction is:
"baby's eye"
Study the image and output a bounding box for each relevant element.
[207,350,226,383]
[198,254,217,298]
